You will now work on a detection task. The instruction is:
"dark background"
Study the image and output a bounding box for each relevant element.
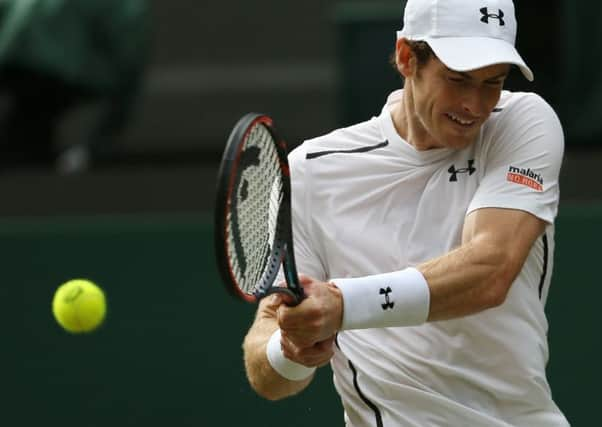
[6,1,601,426]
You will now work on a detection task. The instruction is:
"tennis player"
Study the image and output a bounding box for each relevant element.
[243,0,569,425]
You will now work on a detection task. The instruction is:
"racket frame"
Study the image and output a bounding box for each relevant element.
[214,113,304,304]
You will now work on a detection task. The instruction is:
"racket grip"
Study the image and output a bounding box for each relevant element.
[270,286,302,306]
[282,251,304,304]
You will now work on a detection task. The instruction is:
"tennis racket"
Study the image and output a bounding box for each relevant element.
[214,113,304,305]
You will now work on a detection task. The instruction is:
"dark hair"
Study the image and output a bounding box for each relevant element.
[390,40,437,72]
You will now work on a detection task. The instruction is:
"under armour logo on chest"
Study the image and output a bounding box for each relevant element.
[380,287,394,310]
[480,7,505,26]
[448,160,476,182]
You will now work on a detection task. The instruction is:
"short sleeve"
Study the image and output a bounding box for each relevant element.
[468,94,564,223]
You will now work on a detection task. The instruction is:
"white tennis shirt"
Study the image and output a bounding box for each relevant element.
[287,90,569,426]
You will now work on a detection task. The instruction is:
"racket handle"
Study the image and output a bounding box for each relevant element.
[282,254,304,304]
[270,286,303,306]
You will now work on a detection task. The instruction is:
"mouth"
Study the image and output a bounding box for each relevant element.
[445,113,476,127]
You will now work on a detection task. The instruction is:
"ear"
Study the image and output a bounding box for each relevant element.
[395,38,415,78]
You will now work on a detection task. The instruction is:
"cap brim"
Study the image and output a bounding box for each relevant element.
[424,36,534,81]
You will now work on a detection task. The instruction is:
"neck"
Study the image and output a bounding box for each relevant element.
[390,85,440,151]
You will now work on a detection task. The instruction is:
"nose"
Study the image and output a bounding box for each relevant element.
[460,87,486,117]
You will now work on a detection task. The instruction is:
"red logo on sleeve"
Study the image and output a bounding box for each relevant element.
[507,166,544,191]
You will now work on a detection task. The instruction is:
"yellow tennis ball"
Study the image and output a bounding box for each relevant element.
[52,279,107,333]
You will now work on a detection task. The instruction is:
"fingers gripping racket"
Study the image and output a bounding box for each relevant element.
[214,113,304,305]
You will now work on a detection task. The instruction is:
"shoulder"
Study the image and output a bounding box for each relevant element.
[482,91,564,153]
[296,117,383,156]
[487,91,562,134]
[289,116,387,168]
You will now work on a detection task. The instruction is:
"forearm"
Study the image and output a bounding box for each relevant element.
[419,237,513,321]
[333,217,541,330]
[419,209,545,321]
[332,239,514,331]
[243,299,313,400]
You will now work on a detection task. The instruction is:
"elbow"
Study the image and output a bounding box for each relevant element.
[262,391,288,402]
[483,278,511,308]
[247,371,308,401]
[242,351,286,401]
[248,379,283,401]
[479,248,519,309]
[243,343,307,401]
[246,372,290,401]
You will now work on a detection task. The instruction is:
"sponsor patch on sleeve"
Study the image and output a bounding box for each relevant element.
[506,166,543,191]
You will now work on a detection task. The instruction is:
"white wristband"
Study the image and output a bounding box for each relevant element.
[332,267,430,330]
[266,329,316,381]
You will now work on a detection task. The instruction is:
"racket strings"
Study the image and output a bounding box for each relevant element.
[227,123,284,294]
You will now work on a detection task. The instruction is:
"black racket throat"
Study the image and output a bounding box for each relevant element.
[254,254,304,306]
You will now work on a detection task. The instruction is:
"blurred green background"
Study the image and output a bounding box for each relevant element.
[4,0,601,426]
[13,215,342,426]
[10,205,602,426]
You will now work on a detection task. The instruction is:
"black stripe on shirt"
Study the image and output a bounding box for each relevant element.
[306,140,389,160]
[538,233,549,299]
[348,360,383,427]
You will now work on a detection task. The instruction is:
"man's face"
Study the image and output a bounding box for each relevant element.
[406,57,510,150]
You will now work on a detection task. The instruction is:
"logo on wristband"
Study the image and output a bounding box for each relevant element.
[380,287,395,310]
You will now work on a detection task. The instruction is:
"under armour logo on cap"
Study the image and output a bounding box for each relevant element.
[480,7,505,26]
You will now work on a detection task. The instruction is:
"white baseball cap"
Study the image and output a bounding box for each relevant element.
[397,0,533,81]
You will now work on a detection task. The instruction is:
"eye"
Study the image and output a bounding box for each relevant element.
[447,76,465,84]
[485,79,505,87]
